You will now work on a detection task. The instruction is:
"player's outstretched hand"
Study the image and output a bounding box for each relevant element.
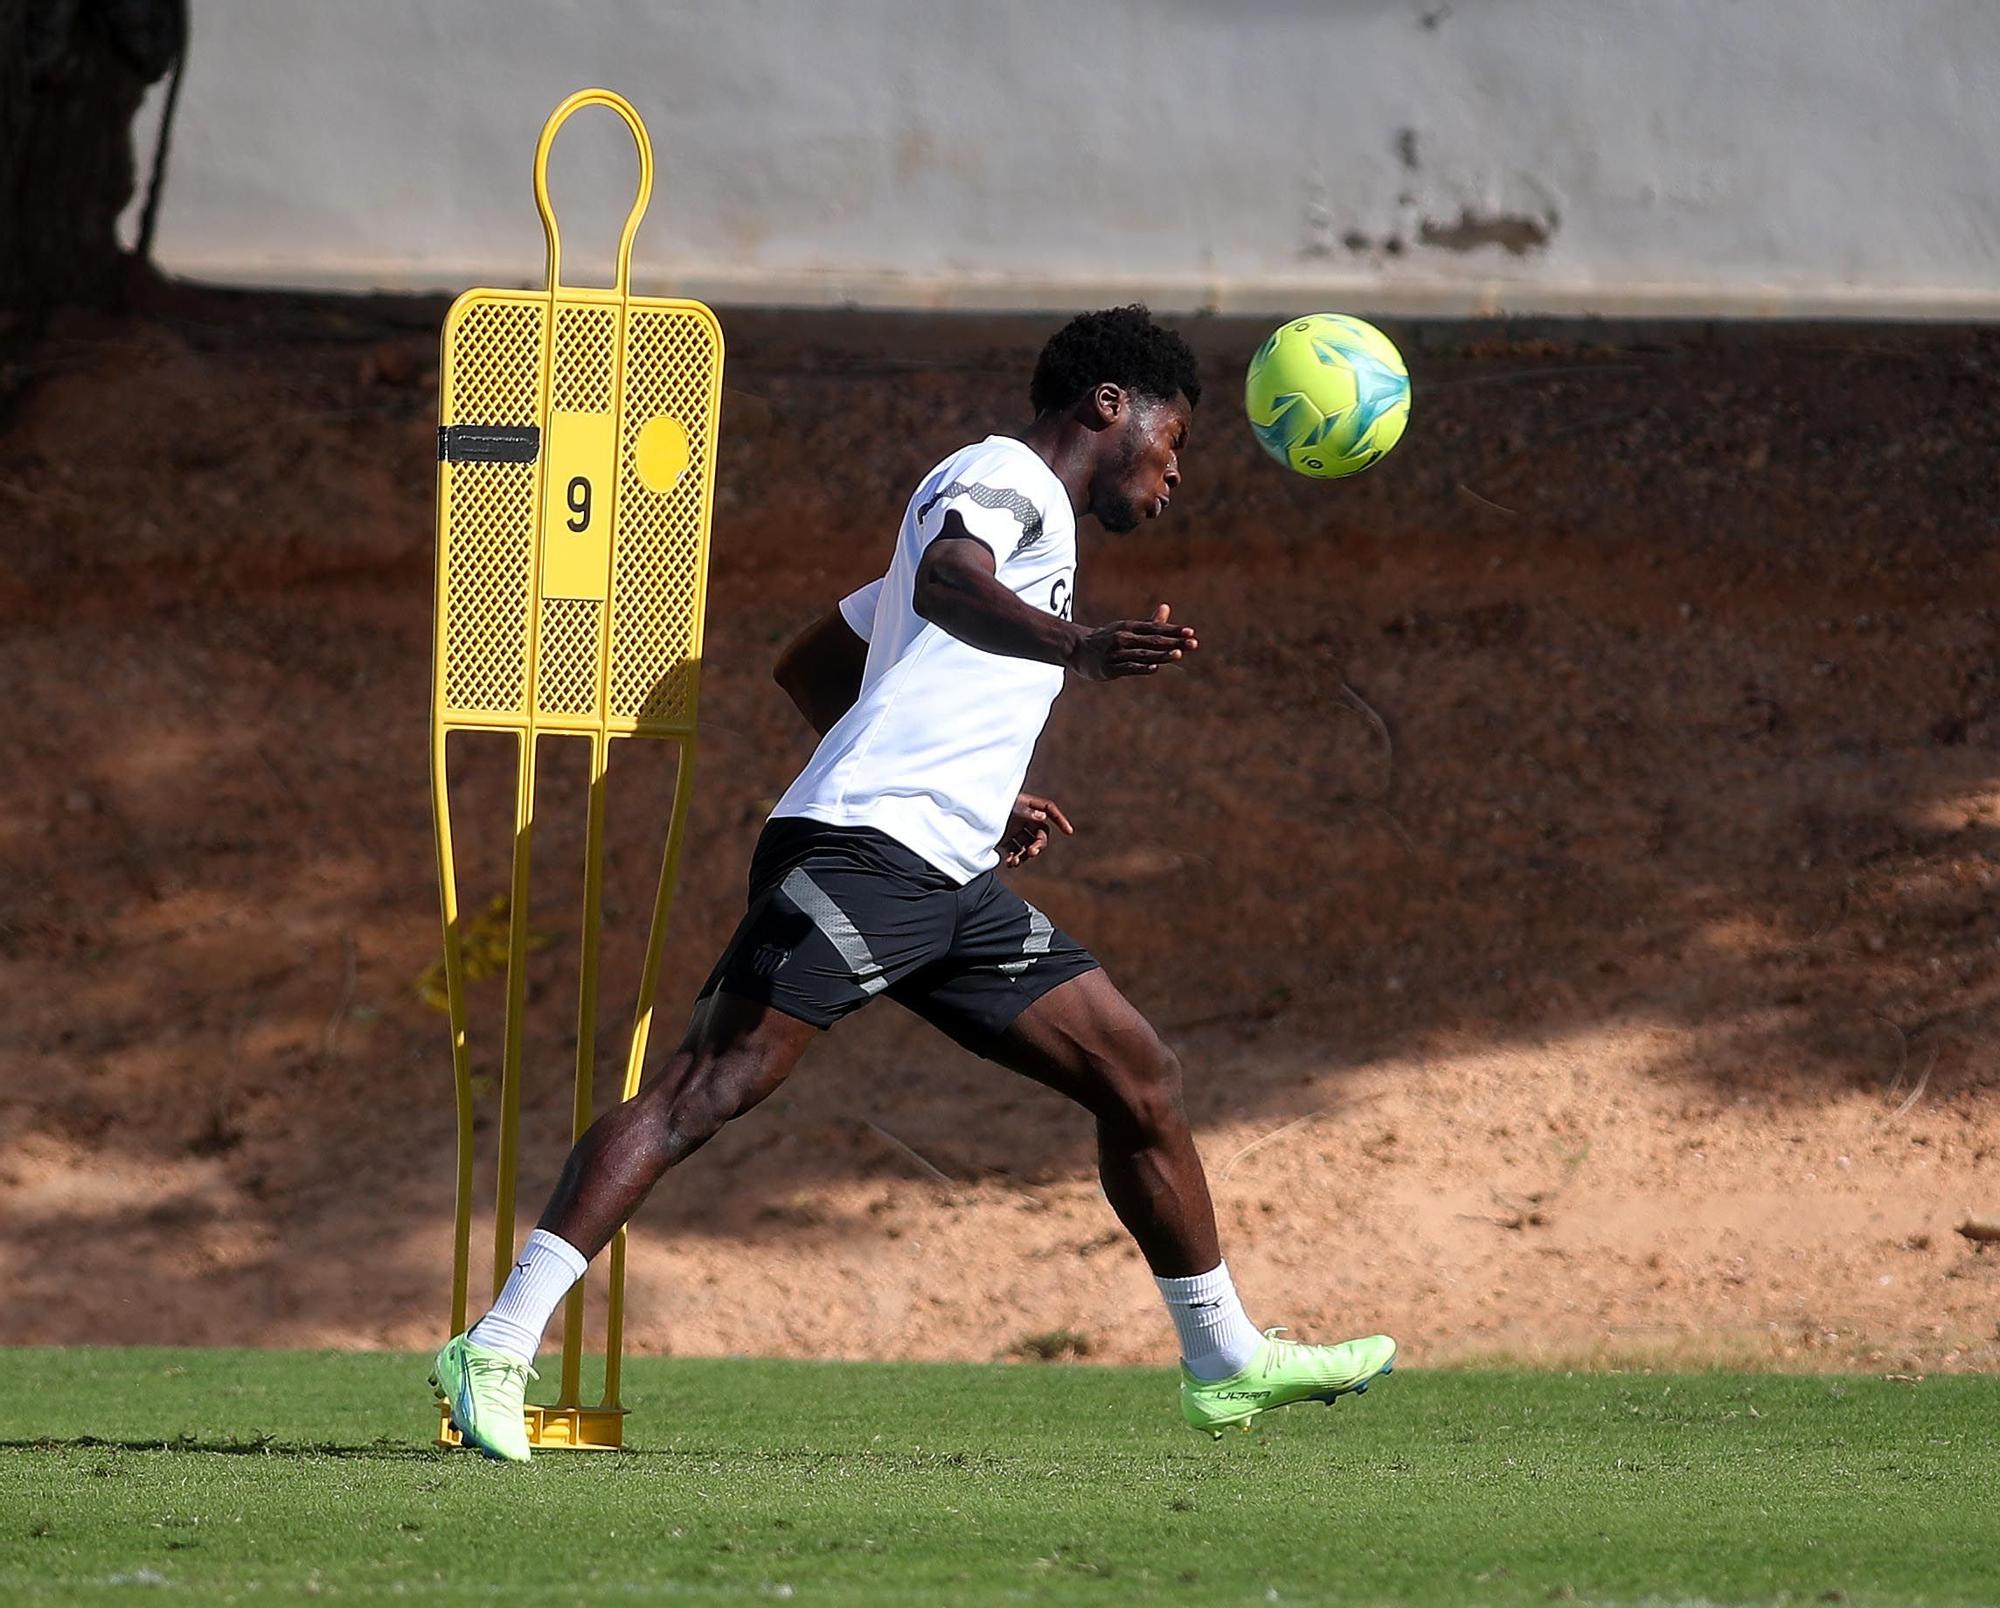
[1000,792,1075,867]
[1066,603,1200,681]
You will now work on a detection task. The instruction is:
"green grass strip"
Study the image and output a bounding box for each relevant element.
[1,1349,1994,1605]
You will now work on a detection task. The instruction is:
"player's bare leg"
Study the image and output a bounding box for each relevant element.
[537,992,820,1257]
[433,992,818,1460]
[992,969,1396,1435]
[992,968,1220,1275]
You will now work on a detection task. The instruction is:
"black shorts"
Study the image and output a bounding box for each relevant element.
[696,816,1100,1055]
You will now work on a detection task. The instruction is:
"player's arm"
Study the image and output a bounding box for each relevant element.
[913,515,1197,680]
[773,608,869,737]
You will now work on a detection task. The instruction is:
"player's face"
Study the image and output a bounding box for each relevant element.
[1091,391,1191,533]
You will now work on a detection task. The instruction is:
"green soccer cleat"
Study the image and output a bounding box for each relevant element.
[1181,1328,1397,1437]
[430,1334,535,1463]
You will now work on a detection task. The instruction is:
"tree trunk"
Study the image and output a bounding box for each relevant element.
[0,0,186,322]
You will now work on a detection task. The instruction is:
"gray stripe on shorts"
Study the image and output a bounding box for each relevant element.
[999,905,1055,978]
[780,868,889,995]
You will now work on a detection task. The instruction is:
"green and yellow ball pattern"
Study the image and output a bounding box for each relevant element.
[1244,313,1411,479]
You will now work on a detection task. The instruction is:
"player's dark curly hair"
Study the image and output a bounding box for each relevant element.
[1029,304,1202,416]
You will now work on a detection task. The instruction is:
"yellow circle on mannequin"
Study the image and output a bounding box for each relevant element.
[635,415,690,493]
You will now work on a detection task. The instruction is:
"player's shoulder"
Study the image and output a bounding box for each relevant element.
[925,435,1051,490]
[917,435,1064,518]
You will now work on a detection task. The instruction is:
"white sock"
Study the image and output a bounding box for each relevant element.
[466,1229,588,1365]
[1156,1260,1265,1381]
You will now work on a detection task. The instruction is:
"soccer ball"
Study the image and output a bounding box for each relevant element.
[1244,313,1411,479]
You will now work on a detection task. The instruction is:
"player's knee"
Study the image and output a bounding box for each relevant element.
[662,1080,731,1151]
[663,1054,765,1148]
[1106,1037,1186,1139]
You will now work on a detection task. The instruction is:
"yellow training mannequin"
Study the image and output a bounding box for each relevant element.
[429,88,724,1450]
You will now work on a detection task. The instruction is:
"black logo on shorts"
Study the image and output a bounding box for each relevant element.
[752,943,790,977]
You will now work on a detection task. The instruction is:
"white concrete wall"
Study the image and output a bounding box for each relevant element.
[129,0,2000,317]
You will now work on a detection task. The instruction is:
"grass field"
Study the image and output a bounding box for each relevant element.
[1,1350,1994,1605]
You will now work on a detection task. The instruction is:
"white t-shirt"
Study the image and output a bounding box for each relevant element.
[773,435,1077,883]
[836,576,885,639]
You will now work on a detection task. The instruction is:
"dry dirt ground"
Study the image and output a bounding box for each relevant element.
[2,290,1998,1375]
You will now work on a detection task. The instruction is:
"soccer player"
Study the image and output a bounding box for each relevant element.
[432,306,1395,1460]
